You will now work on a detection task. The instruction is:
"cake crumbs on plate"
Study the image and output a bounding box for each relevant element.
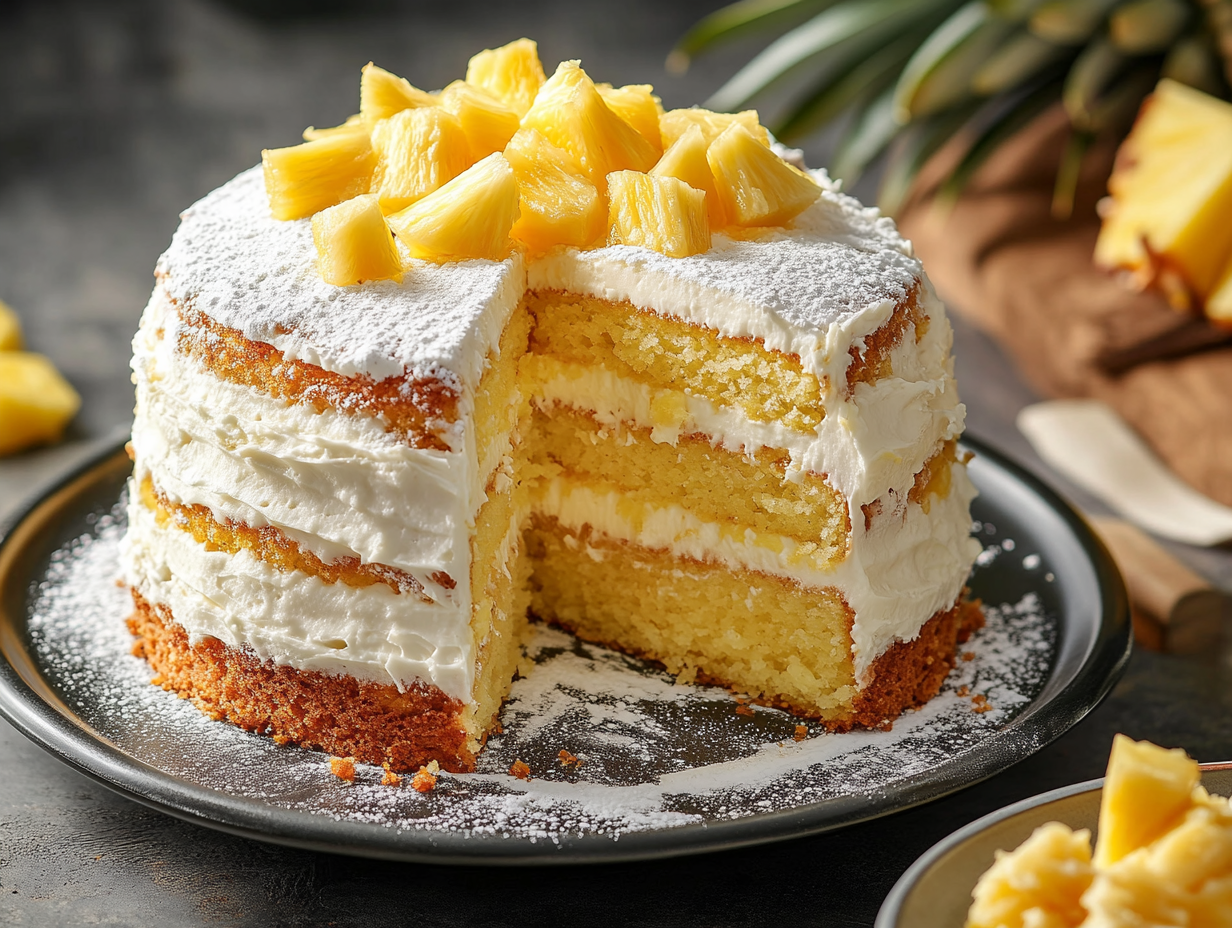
[735,705,756,717]
[793,725,809,742]
[381,763,402,787]
[962,651,976,662]
[411,764,438,793]
[956,685,970,697]
[329,756,356,781]
[558,749,583,768]
[509,759,531,780]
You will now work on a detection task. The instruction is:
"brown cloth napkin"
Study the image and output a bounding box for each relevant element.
[897,104,1232,508]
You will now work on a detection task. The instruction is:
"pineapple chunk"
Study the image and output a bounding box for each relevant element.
[660,107,771,149]
[1095,79,1232,307]
[465,38,545,119]
[262,132,376,221]
[521,61,658,191]
[0,298,23,351]
[303,113,364,142]
[360,63,438,132]
[607,171,710,258]
[505,128,605,253]
[387,152,520,261]
[440,80,520,164]
[1095,734,1200,869]
[652,124,725,228]
[370,107,471,213]
[1208,259,1232,327]
[0,353,80,457]
[596,83,664,154]
[966,823,1094,928]
[707,124,820,227]
[311,194,402,286]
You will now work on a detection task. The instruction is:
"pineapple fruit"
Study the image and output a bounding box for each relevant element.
[1096,79,1232,318]
[0,352,81,458]
[505,129,605,253]
[652,124,725,228]
[465,38,545,119]
[966,823,1094,928]
[0,298,23,351]
[660,107,770,149]
[607,171,710,258]
[262,132,376,221]
[708,124,820,227]
[596,83,664,155]
[387,153,520,261]
[370,107,470,213]
[312,194,402,286]
[302,113,365,142]
[521,61,659,191]
[360,63,438,131]
[440,80,520,163]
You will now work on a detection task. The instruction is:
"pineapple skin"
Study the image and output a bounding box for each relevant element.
[607,170,711,258]
[707,123,820,228]
[505,128,605,253]
[262,133,377,221]
[652,123,725,228]
[465,38,545,119]
[370,107,471,213]
[387,152,520,261]
[312,194,402,286]
[0,353,81,457]
[0,298,23,351]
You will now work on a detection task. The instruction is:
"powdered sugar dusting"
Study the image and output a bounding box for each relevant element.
[26,495,1057,848]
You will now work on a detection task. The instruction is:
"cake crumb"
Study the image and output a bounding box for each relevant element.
[876,718,893,732]
[956,685,970,697]
[381,763,402,787]
[510,759,531,780]
[735,705,755,717]
[973,702,994,714]
[675,665,698,686]
[272,734,291,746]
[793,724,809,742]
[329,756,356,782]
[411,765,437,793]
[962,651,975,662]
[972,694,987,704]
[558,749,583,768]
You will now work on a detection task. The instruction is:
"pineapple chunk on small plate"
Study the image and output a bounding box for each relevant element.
[877,761,1232,928]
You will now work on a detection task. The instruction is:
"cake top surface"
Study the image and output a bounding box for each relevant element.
[158,164,924,387]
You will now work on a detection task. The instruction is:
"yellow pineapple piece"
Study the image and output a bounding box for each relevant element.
[505,128,605,253]
[370,107,470,213]
[1208,259,1232,327]
[311,194,402,286]
[262,132,376,221]
[0,353,81,457]
[1095,79,1232,309]
[521,61,658,191]
[660,107,771,149]
[596,83,664,155]
[0,298,23,351]
[1095,734,1200,869]
[302,113,364,142]
[652,124,724,228]
[966,823,1094,928]
[465,38,545,119]
[360,62,438,132]
[607,170,710,258]
[707,124,820,228]
[439,80,520,164]
[387,152,520,261]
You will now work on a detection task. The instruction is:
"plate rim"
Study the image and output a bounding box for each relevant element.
[0,434,1132,865]
[874,760,1232,927]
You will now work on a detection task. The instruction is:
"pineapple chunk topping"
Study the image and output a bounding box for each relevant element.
[440,80,520,164]
[0,352,81,458]
[465,38,546,119]
[596,83,664,155]
[359,63,438,132]
[370,107,470,213]
[262,132,376,221]
[387,153,520,261]
[652,124,725,228]
[1096,79,1232,316]
[506,128,605,253]
[303,113,365,142]
[312,194,402,286]
[0,298,23,351]
[660,107,770,149]
[708,124,820,228]
[521,61,659,191]
[607,171,710,258]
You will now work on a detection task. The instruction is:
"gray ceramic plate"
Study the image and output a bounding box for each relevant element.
[877,762,1232,927]
[0,436,1130,863]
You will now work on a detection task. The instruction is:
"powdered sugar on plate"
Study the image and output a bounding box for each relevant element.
[26,494,1056,847]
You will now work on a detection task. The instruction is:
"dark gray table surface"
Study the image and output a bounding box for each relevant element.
[2,2,1231,925]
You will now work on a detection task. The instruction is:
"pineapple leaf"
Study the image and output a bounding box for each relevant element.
[667,0,836,73]
[773,33,919,141]
[704,0,960,114]
[1063,35,1128,129]
[1029,0,1121,44]
[831,87,899,183]
[971,29,1070,94]
[877,102,981,212]
[1051,127,1093,218]
[1109,0,1190,54]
